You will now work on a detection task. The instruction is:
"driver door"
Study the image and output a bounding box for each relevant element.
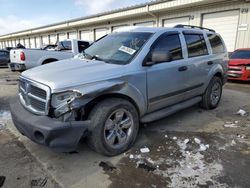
[146,32,189,113]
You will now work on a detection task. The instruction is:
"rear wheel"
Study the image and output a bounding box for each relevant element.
[87,98,139,156]
[201,77,222,110]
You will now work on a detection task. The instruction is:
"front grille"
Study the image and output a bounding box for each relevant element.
[228,73,242,78]
[19,78,50,115]
[228,67,242,72]
[29,85,47,99]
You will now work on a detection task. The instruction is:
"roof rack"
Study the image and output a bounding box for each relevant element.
[174,24,215,33]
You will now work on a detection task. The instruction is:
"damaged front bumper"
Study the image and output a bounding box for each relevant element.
[10,97,90,152]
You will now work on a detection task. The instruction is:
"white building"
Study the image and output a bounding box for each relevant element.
[0,0,250,52]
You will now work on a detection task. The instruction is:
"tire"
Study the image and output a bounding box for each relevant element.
[86,98,139,156]
[201,76,223,110]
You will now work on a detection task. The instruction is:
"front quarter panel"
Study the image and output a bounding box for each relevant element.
[71,77,147,116]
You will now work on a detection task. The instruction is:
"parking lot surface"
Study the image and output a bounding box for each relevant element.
[0,68,250,188]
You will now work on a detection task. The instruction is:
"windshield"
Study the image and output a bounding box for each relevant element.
[230,50,250,59]
[83,32,152,65]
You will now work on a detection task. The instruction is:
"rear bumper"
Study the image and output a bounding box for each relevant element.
[10,97,90,152]
[9,63,26,71]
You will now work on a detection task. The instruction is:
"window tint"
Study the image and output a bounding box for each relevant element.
[78,41,90,53]
[207,34,225,54]
[184,34,208,57]
[152,34,183,61]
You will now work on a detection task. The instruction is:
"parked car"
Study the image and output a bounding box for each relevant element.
[10,25,228,156]
[0,49,10,67]
[228,48,250,81]
[9,39,91,71]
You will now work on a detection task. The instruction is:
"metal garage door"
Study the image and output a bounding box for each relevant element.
[30,38,35,48]
[58,33,67,41]
[42,35,49,46]
[21,39,25,46]
[112,25,128,32]
[163,17,190,27]
[12,40,15,47]
[25,38,30,48]
[80,30,92,41]
[16,39,20,46]
[68,32,77,39]
[50,34,57,44]
[95,28,109,40]
[134,21,154,27]
[35,37,41,48]
[202,10,239,52]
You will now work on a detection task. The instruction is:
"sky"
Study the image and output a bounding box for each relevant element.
[0,0,151,35]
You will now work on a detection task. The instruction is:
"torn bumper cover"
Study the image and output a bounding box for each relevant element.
[10,97,90,152]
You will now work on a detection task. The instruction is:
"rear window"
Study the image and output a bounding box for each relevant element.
[230,50,250,59]
[78,41,90,53]
[184,34,208,58]
[57,41,72,51]
[207,34,225,54]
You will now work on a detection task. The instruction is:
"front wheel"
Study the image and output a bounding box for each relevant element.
[87,98,139,156]
[200,77,222,110]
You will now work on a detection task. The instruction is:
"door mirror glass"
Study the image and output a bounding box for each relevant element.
[143,33,183,66]
[151,49,171,63]
[144,49,172,66]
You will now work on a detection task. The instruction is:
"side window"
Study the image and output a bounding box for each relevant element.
[184,34,208,57]
[152,34,183,61]
[207,34,225,54]
[78,41,90,53]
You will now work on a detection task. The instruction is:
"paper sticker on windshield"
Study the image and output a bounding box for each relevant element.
[119,46,136,55]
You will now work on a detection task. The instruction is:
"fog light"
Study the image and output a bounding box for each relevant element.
[34,131,45,143]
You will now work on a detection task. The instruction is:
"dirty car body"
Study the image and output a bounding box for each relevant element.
[10,26,228,154]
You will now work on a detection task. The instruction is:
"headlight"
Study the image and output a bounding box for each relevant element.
[51,91,82,117]
[246,66,250,71]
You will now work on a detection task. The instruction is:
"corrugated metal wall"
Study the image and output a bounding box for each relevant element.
[0,0,249,51]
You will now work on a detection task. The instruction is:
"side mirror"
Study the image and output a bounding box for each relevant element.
[143,49,172,66]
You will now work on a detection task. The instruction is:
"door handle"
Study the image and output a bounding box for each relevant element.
[207,61,214,65]
[178,66,188,72]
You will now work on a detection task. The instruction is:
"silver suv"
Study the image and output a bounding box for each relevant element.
[10,25,228,156]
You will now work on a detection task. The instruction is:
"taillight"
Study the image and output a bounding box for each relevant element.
[20,52,25,61]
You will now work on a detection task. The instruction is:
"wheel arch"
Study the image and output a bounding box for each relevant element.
[83,93,142,119]
[42,58,58,65]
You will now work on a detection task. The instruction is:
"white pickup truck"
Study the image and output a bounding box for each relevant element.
[9,39,91,71]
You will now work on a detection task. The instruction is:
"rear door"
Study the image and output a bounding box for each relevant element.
[182,31,211,98]
[146,32,189,112]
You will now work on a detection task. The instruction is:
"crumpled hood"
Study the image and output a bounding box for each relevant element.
[21,58,125,91]
[229,59,250,66]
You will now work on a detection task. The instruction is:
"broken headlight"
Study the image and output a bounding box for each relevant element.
[51,91,82,118]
